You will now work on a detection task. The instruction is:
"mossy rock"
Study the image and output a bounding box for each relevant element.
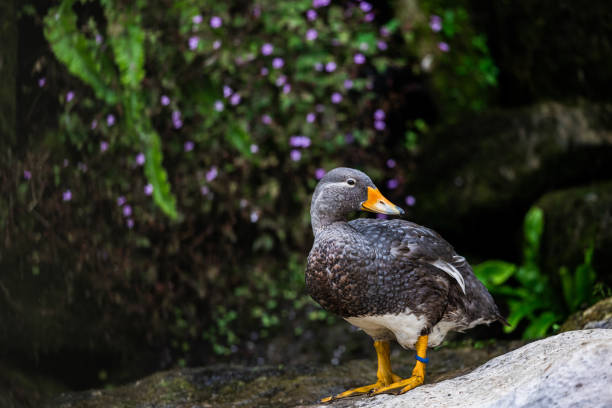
[410,101,612,260]
[536,181,612,287]
[475,0,612,104]
[43,340,526,408]
[560,297,612,332]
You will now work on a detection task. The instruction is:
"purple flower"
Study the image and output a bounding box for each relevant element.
[136,152,145,166]
[306,29,318,41]
[223,85,233,98]
[62,190,72,201]
[95,34,103,44]
[331,92,342,104]
[200,185,210,196]
[344,79,354,89]
[354,53,366,64]
[290,135,311,148]
[250,211,259,223]
[126,218,134,229]
[144,183,153,196]
[377,40,388,51]
[77,162,88,172]
[213,40,222,50]
[23,170,32,180]
[260,67,269,76]
[306,9,317,21]
[345,133,355,143]
[430,15,442,32]
[438,42,450,52]
[261,43,274,56]
[380,26,390,37]
[214,100,224,112]
[314,62,323,71]
[172,111,183,129]
[272,58,284,69]
[315,168,326,180]
[376,213,388,219]
[325,61,337,72]
[63,159,69,167]
[360,2,372,12]
[66,91,74,102]
[210,16,222,28]
[38,77,46,87]
[281,84,291,94]
[253,5,261,17]
[192,14,203,24]
[306,112,316,123]
[364,13,375,22]
[117,196,126,206]
[123,205,132,217]
[184,141,194,152]
[312,0,330,8]
[206,166,218,182]
[405,195,416,206]
[374,120,386,131]
[106,114,115,127]
[276,75,287,86]
[386,158,396,168]
[387,178,399,189]
[100,141,109,152]
[188,36,199,50]
[230,93,241,105]
[161,95,170,106]
[91,120,98,130]
[261,114,272,124]
[250,144,259,153]
[374,109,386,121]
[290,149,302,161]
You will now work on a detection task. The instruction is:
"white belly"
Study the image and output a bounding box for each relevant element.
[345,311,459,349]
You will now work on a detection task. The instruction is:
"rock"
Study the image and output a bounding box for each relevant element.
[561,297,612,332]
[43,330,612,408]
[44,340,526,408]
[476,0,612,104]
[410,101,612,260]
[327,330,612,408]
[536,182,612,287]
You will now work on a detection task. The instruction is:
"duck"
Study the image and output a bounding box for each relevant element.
[306,167,507,402]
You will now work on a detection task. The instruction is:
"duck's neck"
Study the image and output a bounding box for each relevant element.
[310,195,351,237]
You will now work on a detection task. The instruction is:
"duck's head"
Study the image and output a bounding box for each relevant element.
[310,167,404,231]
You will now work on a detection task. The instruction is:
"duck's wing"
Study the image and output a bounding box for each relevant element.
[349,218,467,293]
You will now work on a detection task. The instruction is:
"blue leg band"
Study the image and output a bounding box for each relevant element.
[415,355,429,364]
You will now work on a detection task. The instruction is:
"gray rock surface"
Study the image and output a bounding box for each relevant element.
[561,297,612,332]
[329,330,612,408]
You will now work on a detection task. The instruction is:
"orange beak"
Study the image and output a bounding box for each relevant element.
[361,186,405,215]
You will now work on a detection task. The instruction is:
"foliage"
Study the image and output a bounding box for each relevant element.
[4,0,499,368]
[395,0,499,119]
[474,207,600,339]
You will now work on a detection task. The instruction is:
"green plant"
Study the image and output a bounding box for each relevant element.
[474,207,599,339]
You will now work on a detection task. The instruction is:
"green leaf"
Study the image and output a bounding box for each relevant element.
[473,260,516,287]
[523,311,559,339]
[105,9,146,88]
[44,0,118,104]
[505,298,546,333]
[523,206,544,266]
[227,121,252,157]
[142,127,178,220]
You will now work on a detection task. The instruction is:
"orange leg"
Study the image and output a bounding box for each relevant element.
[370,335,428,395]
[321,340,402,402]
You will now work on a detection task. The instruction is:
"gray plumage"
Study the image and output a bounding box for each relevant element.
[306,167,506,349]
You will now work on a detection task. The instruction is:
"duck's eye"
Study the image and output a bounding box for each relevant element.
[346,178,356,186]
